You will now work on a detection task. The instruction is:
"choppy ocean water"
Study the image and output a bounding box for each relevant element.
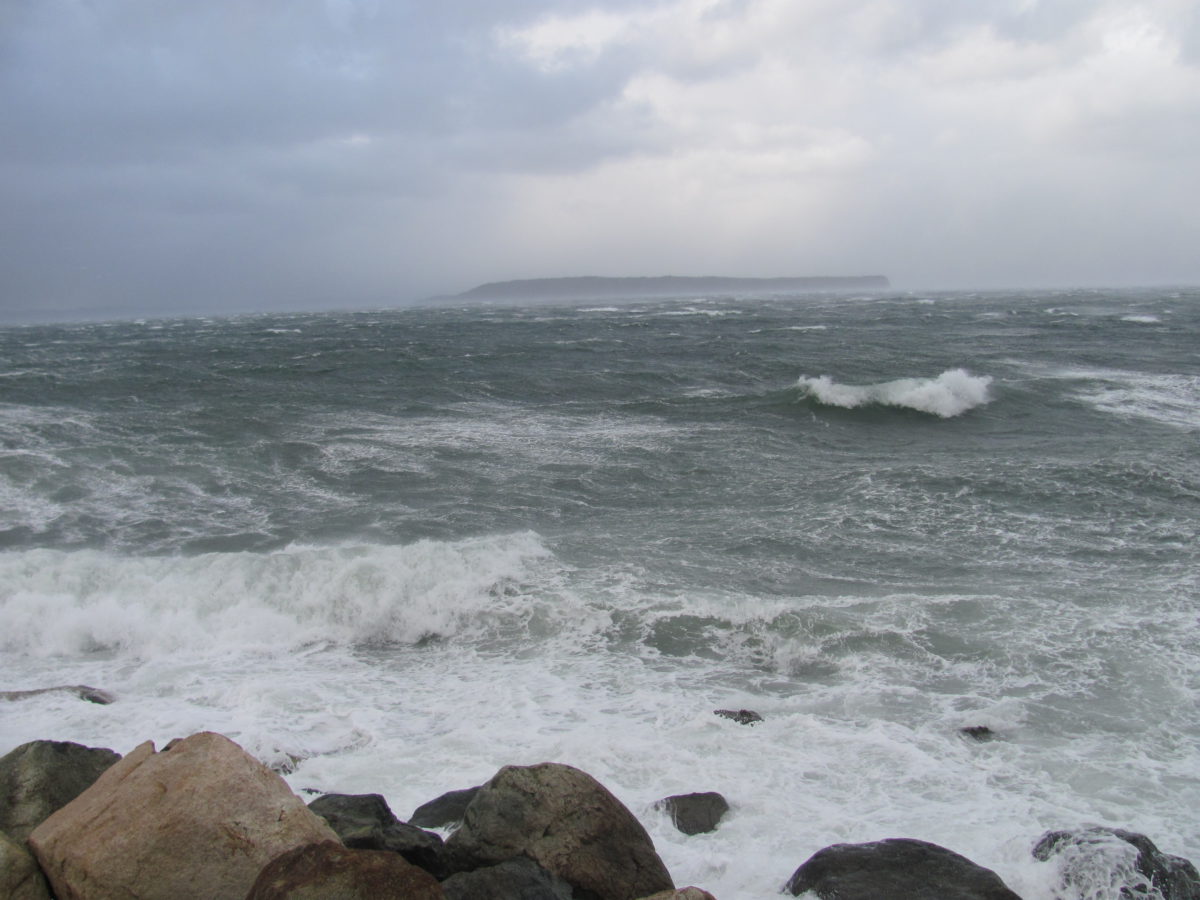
[1,287,1197,898]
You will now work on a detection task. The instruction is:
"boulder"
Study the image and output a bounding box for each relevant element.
[444,762,674,900]
[637,890,717,900]
[245,840,444,899]
[441,856,574,899]
[0,831,52,900]
[713,709,762,725]
[0,740,121,842]
[29,731,339,900]
[653,792,729,836]
[307,793,445,876]
[784,838,1022,899]
[1033,827,1200,900]
[409,786,481,829]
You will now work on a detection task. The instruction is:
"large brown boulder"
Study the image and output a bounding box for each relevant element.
[0,831,52,900]
[28,732,339,900]
[246,840,444,899]
[444,762,674,900]
[0,740,121,842]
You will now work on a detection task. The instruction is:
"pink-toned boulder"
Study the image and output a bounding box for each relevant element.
[28,732,339,900]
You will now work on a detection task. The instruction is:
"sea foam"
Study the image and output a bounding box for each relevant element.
[796,368,992,418]
[0,533,562,658]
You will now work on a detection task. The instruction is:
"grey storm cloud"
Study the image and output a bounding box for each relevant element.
[2,0,1199,319]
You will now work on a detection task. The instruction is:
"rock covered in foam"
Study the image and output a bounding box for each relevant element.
[0,685,115,705]
[444,761,674,900]
[713,708,762,725]
[28,731,339,900]
[246,840,444,899]
[784,838,1022,899]
[0,831,52,900]
[0,740,121,842]
[1032,827,1200,900]
[307,792,445,877]
[653,792,730,835]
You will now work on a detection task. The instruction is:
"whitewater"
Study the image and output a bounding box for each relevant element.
[1,287,1198,898]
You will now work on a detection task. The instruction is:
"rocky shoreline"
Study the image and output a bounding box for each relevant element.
[2,726,1198,899]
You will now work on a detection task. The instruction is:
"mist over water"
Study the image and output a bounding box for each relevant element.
[2,288,1198,898]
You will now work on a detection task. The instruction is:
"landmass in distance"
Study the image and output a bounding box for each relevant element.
[441,275,890,303]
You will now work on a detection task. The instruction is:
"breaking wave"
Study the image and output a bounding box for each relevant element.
[796,368,993,418]
[0,532,573,658]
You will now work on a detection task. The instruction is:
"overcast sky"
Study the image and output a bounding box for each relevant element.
[2,0,1198,318]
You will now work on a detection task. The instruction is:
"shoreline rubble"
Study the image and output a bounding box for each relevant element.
[1,732,1197,899]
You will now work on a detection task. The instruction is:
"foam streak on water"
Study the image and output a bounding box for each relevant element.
[1,288,1198,899]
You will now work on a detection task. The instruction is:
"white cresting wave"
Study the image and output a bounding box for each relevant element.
[0,532,569,658]
[796,368,993,418]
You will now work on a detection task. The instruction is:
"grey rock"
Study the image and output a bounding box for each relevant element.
[441,856,573,900]
[409,786,481,830]
[654,792,729,835]
[785,838,1022,899]
[0,740,121,842]
[444,761,674,900]
[246,840,445,899]
[307,792,446,877]
[1033,827,1200,900]
[0,831,52,900]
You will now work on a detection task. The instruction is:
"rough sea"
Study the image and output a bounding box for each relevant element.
[2,287,1197,898]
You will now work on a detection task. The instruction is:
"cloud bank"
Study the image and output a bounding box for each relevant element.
[2,0,1198,317]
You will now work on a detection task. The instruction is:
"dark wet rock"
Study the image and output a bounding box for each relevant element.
[0,740,121,842]
[307,792,446,877]
[637,890,717,900]
[441,856,574,900]
[1033,827,1200,900]
[784,838,1022,899]
[409,786,481,830]
[0,685,115,704]
[713,709,762,725]
[654,792,730,835]
[960,726,997,742]
[246,840,444,899]
[0,831,52,900]
[444,761,674,900]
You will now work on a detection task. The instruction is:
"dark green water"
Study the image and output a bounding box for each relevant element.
[2,288,1198,897]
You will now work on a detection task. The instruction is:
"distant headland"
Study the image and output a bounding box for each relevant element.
[444,275,889,303]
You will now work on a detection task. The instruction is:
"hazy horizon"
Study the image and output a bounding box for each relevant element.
[3,1,1198,320]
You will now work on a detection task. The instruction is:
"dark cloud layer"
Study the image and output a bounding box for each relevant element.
[2,0,1198,320]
